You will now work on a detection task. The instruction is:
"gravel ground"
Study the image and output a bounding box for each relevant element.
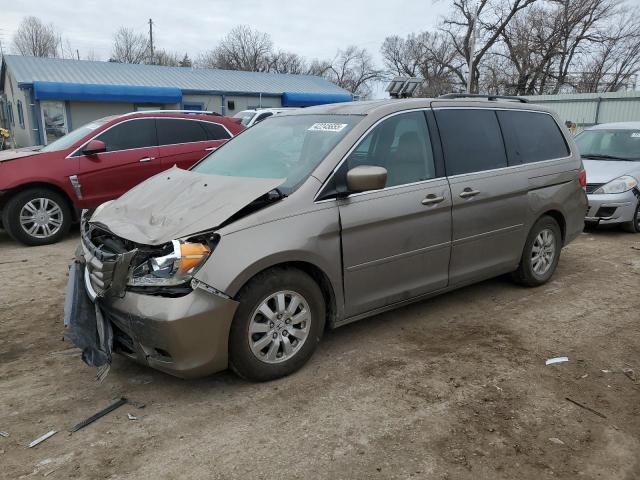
[0,227,639,480]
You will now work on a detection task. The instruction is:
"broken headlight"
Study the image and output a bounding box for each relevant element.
[128,240,211,287]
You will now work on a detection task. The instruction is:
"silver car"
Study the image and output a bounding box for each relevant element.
[65,97,587,381]
[576,122,640,232]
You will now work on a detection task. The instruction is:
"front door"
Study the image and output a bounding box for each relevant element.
[434,108,528,286]
[76,118,161,208]
[338,111,452,317]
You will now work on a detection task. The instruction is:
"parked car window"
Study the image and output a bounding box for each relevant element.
[498,111,569,165]
[233,110,257,127]
[575,129,640,161]
[156,118,208,145]
[95,118,157,152]
[254,112,273,124]
[436,109,508,175]
[200,121,231,140]
[347,111,435,187]
[192,114,361,193]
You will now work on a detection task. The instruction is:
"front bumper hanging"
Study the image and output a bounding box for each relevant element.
[63,260,113,368]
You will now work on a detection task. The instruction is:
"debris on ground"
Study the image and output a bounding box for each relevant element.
[548,437,565,445]
[69,397,127,433]
[127,413,138,421]
[0,431,9,438]
[545,357,569,366]
[622,368,636,382]
[565,397,607,419]
[28,430,57,448]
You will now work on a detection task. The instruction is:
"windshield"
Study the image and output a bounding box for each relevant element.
[233,110,257,127]
[40,119,109,152]
[192,114,362,192]
[575,129,640,161]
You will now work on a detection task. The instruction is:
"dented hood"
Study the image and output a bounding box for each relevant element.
[90,166,283,245]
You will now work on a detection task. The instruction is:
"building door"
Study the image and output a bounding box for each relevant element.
[40,101,68,145]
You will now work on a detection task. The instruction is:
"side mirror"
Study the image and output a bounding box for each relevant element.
[346,165,387,193]
[82,139,106,156]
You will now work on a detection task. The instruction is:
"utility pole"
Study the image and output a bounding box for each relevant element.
[76,49,80,60]
[467,5,479,93]
[148,18,154,64]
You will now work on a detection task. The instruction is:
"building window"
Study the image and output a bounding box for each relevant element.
[183,103,204,111]
[7,102,15,126]
[16,100,25,129]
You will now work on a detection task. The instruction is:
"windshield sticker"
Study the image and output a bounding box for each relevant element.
[308,123,348,132]
[631,132,640,138]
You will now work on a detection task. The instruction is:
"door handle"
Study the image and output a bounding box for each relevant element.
[139,156,156,163]
[204,147,217,152]
[459,188,480,198]
[422,194,445,206]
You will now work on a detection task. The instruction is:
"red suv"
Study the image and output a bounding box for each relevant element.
[0,111,244,245]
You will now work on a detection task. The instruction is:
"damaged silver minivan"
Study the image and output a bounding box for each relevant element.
[65,97,587,381]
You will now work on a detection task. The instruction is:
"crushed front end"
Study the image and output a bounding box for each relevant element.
[64,213,239,379]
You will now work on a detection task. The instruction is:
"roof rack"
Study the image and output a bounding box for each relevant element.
[437,93,528,103]
[122,110,222,116]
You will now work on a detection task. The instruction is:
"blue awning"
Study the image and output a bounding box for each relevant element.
[33,81,182,104]
[281,91,352,107]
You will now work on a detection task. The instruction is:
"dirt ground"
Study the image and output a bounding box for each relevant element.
[0,226,639,480]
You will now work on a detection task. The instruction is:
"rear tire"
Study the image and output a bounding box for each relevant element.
[621,200,640,233]
[229,267,325,382]
[2,188,71,246]
[512,215,562,287]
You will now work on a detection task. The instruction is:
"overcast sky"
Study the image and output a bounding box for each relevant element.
[0,0,449,64]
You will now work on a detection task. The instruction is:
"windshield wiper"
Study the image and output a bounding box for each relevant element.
[582,154,635,161]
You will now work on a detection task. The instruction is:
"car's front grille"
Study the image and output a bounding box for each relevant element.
[80,219,137,298]
[586,183,604,194]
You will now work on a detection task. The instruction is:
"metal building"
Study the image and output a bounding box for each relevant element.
[524,91,640,132]
[0,55,352,148]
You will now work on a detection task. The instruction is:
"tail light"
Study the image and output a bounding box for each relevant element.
[578,168,587,189]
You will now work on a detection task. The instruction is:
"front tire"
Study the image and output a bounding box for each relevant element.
[2,188,71,246]
[622,200,640,233]
[229,267,325,382]
[512,215,562,287]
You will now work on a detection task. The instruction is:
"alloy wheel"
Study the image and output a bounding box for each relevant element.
[248,290,311,364]
[531,228,556,276]
[19,198,64,239]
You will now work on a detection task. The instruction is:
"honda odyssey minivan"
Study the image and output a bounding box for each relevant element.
[65,96,587,381]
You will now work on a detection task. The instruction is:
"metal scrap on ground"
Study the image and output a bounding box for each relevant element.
[28,430,57,448]
[69,397,127,432]
[546,357,569,365]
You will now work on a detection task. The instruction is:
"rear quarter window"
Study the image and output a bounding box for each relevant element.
[435,109,508,176]
[497,110,570,165]
[201,121,231,140]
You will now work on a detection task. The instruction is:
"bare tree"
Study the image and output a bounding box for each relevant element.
[268,51,307,74]
[151,49,181,66]
[110,27,149,64]
[325,46,382,98]
[199,25,273,71]
[440,0,539,93]
[12,16,59,57]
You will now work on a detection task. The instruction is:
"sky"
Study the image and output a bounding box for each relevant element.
[0,0,448,64]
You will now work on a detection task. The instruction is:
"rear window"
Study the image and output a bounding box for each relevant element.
[201,121,231,140]
[498,110,569,164]
[435,109,507,175]
[157,119,208,145]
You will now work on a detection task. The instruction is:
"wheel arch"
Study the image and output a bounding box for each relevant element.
[233,260,339,329]
[1,182,78,221]
[539,209,566,243]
